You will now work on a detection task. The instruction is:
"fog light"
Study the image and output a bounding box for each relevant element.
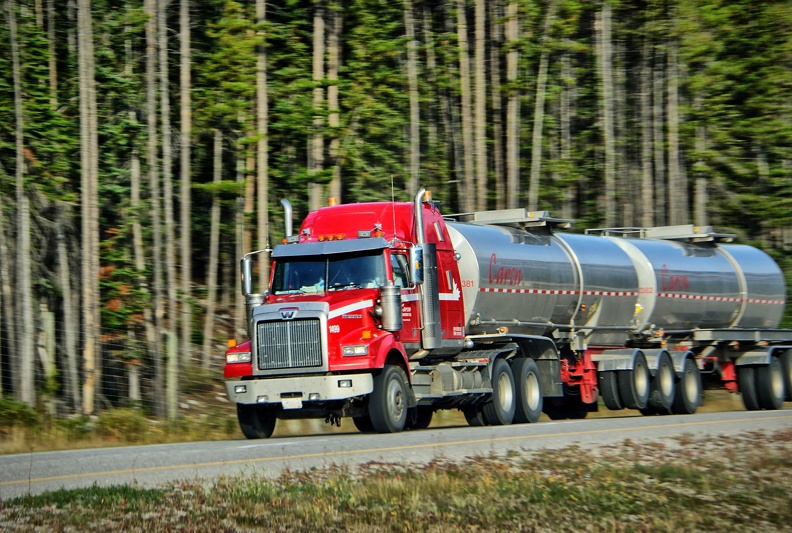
[308,393,321,401]
[338,379,353,388]
[234,385,247,394]
[257,395,269,403]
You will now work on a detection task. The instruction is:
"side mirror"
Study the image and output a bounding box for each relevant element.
[410,246,424,285]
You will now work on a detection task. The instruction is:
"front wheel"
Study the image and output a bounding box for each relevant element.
[237,404,277,439]
[370,365,409,433]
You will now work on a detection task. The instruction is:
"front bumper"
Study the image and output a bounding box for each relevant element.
[225,373,374,409]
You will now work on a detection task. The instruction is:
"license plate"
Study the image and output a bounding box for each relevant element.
[281,398,303,410]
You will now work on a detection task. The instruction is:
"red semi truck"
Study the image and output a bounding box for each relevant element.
[224,189,792,438]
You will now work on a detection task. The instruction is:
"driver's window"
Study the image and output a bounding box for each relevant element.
[391,253,410,288]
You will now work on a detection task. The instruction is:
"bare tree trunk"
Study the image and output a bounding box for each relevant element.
[505,0,520,209]
[667,34,685,225]
[145,0,165,419]
[76,0,100,414]
[0,207,10,396]
[595,3,616,226]
[694,98,707,227]
[560,40,574,220]
[235,150,246,338]
[489,0,505,210]
[203,129,223,369]
[8,0,35,406]
[652,47,666,226]
[473,0,486,211]
[528,2,555,212]
[405,0,420,195]
[457,0,474,213]
[328,3,341,201]
[159,0,178,418]
[180,0,192,362]
[640,37,654,228]
[310,1,325,211]
[47,0,57,106]
[56,205,80,411]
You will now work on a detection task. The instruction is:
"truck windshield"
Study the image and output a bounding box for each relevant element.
[272,252,387,294]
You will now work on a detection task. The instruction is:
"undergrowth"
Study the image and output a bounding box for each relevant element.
[1,429,790,532]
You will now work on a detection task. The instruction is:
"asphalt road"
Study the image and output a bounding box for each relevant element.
[1,409,791,499]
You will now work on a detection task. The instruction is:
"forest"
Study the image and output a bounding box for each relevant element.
[1,0,790,419]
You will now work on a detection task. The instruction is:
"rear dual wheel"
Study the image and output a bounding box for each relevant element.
[739,357,785,411]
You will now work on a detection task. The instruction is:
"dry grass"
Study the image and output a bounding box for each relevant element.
[1,428,791,532]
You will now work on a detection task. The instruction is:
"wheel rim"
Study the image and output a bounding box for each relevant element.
[525,372,541,411]
[498,371,514,412]
[634,360,649,399]
[387,376,405,422]
[684,365,699,401]
[771,360,784,401]
[659,362,674,398]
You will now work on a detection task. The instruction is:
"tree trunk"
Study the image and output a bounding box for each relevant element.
[57,204,80,411]
[595,3,616,226]
[47,0,57,106]
[159,0,178,418]
[456,0,475,212]
[640,37,654,228]
[473,0,486,211]
[667,34,685,225]
[8,0,35,406]
[310,1,325,211]
[0,207,11,397]
[328,3,341,201]
[652,47,666,226]
[145,0,165,419]
[489,0,505,210]
[405,0,420,195]
[560,40,574,220]
[203,129,223,369]
[528,2,555,212]
[422,5,439,188]
[180,0,193,361]
[505,0,520,209]
[256,0,270,287]
[694,99,707,227]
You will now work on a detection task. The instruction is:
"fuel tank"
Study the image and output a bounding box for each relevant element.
[447,219,786,343]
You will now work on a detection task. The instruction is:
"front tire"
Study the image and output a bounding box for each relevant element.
[482,358,516,425]
[237,404,277,439]
[370,365,408,433]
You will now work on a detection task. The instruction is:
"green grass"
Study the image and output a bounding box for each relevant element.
[2,428,790,532]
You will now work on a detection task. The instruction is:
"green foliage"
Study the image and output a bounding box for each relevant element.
[94,407,149,443]
[7,485,164,509]
[0,396,40,429]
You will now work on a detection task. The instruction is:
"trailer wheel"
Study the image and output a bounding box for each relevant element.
[645,352,675,414]
[599,371,623,410]
[370,365,408,433]
[738,366,761,411]
[513,358,543,423]
[757,357,785,410]
[352,415,375,433]
[781,350,792,402]
[672,357,702,414]
[462,405,486,426]
[542,393,589,420]
[482,358,516,425]
[618,352,650,410]
[237,404,277,439]
[407,407,434,430]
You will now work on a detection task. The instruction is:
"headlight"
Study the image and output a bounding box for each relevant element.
[226,351,252,364]
[342,345,368,356]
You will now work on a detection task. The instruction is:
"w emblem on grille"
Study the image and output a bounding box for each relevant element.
[279,308,298,320]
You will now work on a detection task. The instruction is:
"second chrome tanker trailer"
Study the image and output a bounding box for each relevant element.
[224,189,791,437]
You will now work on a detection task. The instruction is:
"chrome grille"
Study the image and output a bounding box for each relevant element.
[256,318,323,371]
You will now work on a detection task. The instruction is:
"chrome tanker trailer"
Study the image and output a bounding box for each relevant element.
[225,190,791,437]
